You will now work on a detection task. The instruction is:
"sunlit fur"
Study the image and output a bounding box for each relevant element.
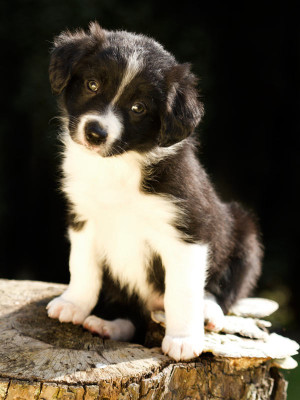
[47,22,262,361]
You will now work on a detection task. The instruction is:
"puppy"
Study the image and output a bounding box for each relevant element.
[47,22,262,361]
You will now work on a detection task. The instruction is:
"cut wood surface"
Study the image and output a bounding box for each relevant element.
[0,279,289,399]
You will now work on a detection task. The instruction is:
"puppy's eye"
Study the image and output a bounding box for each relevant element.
[131,102,146,114]
[87,80,100,92]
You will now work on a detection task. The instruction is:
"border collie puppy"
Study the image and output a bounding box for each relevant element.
[47,22,262,361]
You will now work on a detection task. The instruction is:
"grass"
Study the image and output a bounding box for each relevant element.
[284,353,300,399]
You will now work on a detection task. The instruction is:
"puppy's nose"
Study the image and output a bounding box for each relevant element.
[84,121,108,145]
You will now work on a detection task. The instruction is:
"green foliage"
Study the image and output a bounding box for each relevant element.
[285,354,300,400]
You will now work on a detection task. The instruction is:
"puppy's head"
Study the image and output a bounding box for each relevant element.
[50,22,204,156]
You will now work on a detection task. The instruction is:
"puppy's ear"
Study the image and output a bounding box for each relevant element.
[159,63,204,147]
[49,21,106,95]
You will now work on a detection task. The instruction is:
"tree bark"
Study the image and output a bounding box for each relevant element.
[0,279,287,400]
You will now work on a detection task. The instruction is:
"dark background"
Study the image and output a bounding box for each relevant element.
[0,0,299,395]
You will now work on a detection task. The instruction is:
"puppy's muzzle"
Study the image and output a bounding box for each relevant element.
[84,121,108,146]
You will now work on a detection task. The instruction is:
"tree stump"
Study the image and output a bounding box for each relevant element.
[0,279,289,399]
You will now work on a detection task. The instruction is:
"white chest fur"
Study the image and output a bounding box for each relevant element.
[62,137,181,299]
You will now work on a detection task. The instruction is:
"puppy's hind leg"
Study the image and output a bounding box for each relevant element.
[204,292,225,332]
[208,202,263,314]
[83,315,136,341]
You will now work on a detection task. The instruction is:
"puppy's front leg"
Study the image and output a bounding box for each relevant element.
[47,221,102,325]
[161,242,208,361]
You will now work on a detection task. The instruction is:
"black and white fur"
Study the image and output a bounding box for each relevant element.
[47,22,262,361]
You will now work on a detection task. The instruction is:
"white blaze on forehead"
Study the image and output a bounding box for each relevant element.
[112,52,143,105]
[99,107,123,145]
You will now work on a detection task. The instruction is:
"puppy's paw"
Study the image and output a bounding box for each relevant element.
[204,299,225,332]
[46,296,89,325]
[83,315,135,341]
[162,334,204,361]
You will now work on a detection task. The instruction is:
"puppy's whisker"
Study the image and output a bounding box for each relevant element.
[49,115,63,125]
